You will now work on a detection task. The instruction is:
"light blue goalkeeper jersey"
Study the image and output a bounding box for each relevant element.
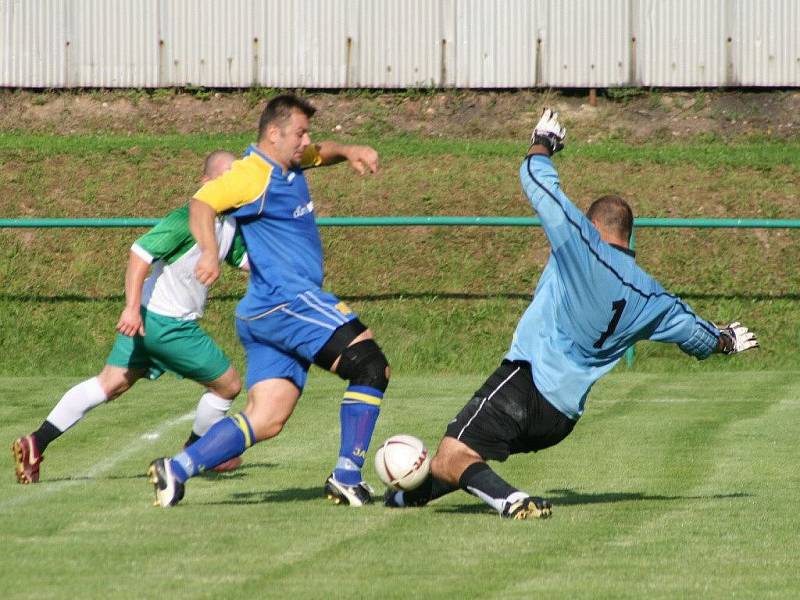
[506,155,720,420]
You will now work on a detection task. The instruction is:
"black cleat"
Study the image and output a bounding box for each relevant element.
[148,458,185,508]
[324,474,374,507]
[502,496,552,520]
[384,488,404,508]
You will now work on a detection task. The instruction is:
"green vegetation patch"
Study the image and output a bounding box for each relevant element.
[1,131,798,375]
[3,131,800,170]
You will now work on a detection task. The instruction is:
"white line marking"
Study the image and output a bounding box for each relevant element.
[1,412,193,511]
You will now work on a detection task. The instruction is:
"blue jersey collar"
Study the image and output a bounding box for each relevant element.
[610,243,636,258]
[245,144,299,178]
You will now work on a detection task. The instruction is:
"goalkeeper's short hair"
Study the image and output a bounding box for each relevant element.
[586,195,633,242]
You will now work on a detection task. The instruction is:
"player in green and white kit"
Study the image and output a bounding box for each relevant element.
[11,151,248,484]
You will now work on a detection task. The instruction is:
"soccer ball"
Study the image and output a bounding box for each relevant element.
[374,434,432,491]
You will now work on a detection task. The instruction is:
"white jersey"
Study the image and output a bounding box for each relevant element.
[130,204,247,321]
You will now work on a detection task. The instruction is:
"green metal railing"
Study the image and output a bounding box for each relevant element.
[2,216,800,229]
[4,216,800,367]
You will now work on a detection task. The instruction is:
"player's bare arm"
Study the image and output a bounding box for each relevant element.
[189,198,221,286]
[316,141,378,174]
[116,251,150,337]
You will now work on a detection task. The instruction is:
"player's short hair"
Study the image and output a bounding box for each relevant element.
[586,195,634,242]
[203,150,236,178]
[257,94,317,140]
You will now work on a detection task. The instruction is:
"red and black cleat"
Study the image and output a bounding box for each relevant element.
[11,434,43,484]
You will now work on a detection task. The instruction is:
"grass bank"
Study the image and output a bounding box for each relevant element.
[1,131,798,375]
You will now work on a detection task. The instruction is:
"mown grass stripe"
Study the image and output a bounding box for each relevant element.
[0,412,192,513]
[0,374,797,598]
[2,132,800,169]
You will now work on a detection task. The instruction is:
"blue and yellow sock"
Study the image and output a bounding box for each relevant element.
[170,413,254,483]
[333,385,381,485]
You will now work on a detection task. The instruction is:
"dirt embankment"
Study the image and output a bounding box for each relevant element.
[1,88,799,142]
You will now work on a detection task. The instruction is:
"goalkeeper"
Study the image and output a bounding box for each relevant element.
[12,151,248,484]
[386,108,759,520]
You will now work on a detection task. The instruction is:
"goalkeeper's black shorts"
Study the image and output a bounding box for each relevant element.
[445,359,576,462]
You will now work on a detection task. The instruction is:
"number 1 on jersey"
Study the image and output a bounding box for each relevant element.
[594,299,626,349]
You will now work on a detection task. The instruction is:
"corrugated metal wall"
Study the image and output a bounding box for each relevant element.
[733,0,800,86]
[68,0,160,87]
[543,0,631,88]
[2,0,67,87]
[354,0,444,87]
[2,0,799,88]
[638,0,728,87]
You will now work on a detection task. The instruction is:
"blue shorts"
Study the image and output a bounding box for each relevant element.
[236,290,358,390]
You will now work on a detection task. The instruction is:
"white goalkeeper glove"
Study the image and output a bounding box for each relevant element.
[530,108,567,156]
[718,322,759,354]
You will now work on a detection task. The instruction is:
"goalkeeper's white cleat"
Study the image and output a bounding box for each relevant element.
[148,458,185,508]
[324,474,374,507]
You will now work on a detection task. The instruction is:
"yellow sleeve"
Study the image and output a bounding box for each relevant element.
[193,155,271,213]
[300,144,323,169]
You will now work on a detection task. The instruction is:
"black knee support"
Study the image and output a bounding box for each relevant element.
[314,319,367,371]
[336,339,390,392]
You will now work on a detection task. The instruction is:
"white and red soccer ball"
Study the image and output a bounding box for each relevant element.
[374,434,431,491]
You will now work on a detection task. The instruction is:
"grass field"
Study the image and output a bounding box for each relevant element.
[2,91,799,597]
[2,371,798,599]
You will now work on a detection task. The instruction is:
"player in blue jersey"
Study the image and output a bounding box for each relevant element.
[385,108,759,520]
[148,94,387,508]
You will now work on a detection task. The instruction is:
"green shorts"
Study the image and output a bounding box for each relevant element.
[106,308,230,383]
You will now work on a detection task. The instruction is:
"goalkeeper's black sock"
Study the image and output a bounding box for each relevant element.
[184,431,201,447]
[32,421,63,453]
[397,475,457,507]
[458,461,520,513]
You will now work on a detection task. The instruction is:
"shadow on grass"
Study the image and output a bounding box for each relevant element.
[432,488,752,515]
[196,461,278,479]
[203,485,322,506]
[5,291,800,303]
[41,461,278,483]
[542,488,751,506]
[432,503,498,515]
